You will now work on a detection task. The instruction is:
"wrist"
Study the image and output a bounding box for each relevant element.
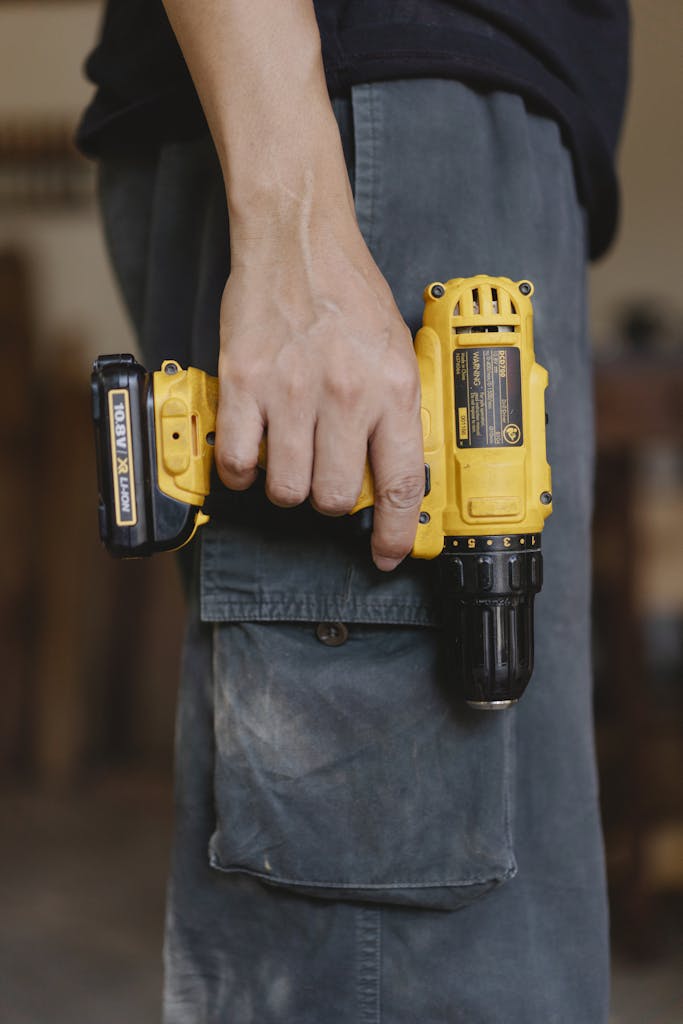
[226,104,352,206]
[226,133,358,264]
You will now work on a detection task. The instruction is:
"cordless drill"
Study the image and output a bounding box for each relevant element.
[91,275,552,708]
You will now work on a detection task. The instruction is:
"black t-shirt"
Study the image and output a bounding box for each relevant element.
[77,0,629,258]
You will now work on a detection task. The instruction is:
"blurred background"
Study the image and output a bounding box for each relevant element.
[0,2,681,1021]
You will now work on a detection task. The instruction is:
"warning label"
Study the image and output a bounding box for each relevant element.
[454,347,523,449]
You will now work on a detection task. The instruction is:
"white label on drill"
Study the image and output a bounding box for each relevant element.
[454,347,523,449]
[108,389,138,526]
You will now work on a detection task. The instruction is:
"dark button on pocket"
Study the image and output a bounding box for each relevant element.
[315,621,349,646]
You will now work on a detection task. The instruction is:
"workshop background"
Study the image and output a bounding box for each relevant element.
[0,2,681,1022]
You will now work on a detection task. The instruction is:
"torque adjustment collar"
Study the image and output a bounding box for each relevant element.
[439,535,543,708]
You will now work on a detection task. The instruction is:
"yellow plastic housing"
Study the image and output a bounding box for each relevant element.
[354,275,552,558]
[154,361,218,507]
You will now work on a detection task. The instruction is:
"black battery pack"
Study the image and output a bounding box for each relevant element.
[91,354,202,557]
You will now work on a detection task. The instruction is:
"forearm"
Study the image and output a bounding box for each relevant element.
[161,0,354,248]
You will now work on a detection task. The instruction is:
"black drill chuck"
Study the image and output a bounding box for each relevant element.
[439,535,543,708]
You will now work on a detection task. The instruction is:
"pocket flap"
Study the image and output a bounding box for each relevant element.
[200,515,439,627]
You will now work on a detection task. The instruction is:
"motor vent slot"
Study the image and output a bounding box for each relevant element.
[453,281,518,334]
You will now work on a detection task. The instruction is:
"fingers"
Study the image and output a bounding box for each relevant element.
[215,358,424,572]
[216,372,316,506]
[263,410,314,507]
[214,386,263,491]
[368,369,424,571]
[310,409,368,516]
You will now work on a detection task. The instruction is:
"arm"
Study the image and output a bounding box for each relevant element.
[162,0,424,570]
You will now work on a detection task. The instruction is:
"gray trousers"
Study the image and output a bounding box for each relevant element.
[100,80,607,1023]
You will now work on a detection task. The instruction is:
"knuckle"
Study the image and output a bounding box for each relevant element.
[310,487,356,517]
[376,474,425,511]
[221,361,257,393]
[386,358,420,405]
[216,449,256,481]
[326,370,363,408]
[283,371,308,406]
[387,350,419,397]
[267,478,308,507]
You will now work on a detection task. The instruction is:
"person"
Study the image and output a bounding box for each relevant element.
[78,2,630,1021]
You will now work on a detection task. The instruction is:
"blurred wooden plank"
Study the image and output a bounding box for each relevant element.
[594,356,683,449]
[594,353,683,956]
[31,336,97,786]
[0,118,94,209]
[0,248,37,774]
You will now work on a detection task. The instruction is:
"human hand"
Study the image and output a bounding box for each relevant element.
[215,208,425,572]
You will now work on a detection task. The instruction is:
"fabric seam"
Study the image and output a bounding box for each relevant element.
[351,83,377,252]
[356,907,381,1024]
[207,855,516,891]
